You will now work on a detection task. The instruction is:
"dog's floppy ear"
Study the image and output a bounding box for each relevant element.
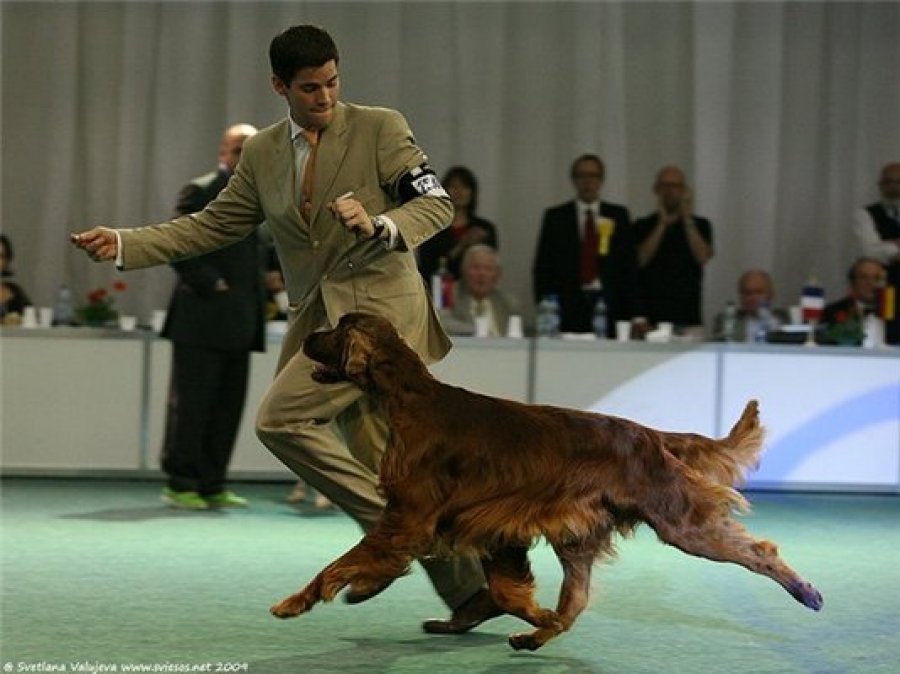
[342,327,374,387]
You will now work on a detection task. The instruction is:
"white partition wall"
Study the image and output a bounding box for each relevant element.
[429,337,530,402]
[3,328,898,492]
[1,329,147,471]
[720,348,900,491]
[532,340,719,436]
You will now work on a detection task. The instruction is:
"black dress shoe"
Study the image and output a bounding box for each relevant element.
[422,588,504,634]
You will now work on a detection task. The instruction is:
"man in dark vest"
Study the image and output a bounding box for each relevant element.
[853,162,900,344]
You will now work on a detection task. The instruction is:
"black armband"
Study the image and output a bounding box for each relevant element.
[394,163,449,204]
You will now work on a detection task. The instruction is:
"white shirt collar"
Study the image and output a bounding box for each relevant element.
[288,116,317,146]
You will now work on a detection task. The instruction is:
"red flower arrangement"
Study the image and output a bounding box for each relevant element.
[76,280,128,326]
[824,307,864,346]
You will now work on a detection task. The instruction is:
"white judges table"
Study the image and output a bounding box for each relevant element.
[2,327,898,493]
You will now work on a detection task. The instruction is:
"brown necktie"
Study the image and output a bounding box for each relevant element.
[300,128,319,220]
[580,209,597,285]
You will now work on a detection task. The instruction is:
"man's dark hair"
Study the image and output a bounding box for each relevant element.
[570,154,606,181]
[442,166,480,213]
[269,25,339,85]
[847,256,885,283]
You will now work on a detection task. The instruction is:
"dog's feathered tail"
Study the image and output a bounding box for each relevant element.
[664,400,764,510]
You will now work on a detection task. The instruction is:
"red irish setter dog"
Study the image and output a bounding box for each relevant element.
[271,313,823,650]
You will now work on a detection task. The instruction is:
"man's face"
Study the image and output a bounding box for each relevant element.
[463,254,500,300]
[739,274,774,314]
[272,60,340,130]
[851,261,886,304]
[571,160,604,203]
[654,168,688,213]
[218,134,247,173]
[879,164,900,203]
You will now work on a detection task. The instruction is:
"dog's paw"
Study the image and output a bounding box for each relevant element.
[509,631,545,651]
[789,579,824,611]
[270,594,311,619]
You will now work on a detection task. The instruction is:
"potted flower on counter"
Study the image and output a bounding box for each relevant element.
[76,280,128,327]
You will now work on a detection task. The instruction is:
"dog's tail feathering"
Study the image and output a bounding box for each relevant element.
[665,400,764,496]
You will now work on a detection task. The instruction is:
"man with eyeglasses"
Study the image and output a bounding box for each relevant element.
[532,154,640,336]
[853,162,900,343]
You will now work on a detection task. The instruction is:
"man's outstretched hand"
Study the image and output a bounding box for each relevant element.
[70,227,118,262]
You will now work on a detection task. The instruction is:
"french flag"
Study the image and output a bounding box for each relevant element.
[800,282,825,321]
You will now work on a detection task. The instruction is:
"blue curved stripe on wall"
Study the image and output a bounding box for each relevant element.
[760,383,900,478]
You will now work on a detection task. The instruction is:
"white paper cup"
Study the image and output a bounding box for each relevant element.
[789,305,802,325]
[151,309,167,332]
[119,315,137,331]
[474,315,490,338]
[657,322,674,339]
[274,290,289,312]
[506,315,524,339]
[615,320,632,341]
[21,306,38,328]
[38,307,54,328]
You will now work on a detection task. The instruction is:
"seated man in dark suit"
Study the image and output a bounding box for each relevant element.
[821,257,887,345]
[532,154,640,336]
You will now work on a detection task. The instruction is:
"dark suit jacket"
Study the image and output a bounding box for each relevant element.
[533,200,639,334]
[161,169,266,352]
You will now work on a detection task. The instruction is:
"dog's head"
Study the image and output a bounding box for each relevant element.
[303,312,401,390]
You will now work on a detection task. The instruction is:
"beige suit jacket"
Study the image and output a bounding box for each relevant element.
[119,102,452,368]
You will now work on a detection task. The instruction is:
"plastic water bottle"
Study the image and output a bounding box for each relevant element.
[722,301,737,342]
[754,300,772,344]
[592,295,608,339]
[431,256,454,310]
[54,284,74,326]
[536,294,561,337]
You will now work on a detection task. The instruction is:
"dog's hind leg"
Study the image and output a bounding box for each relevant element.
[479,546,562,651]
[650,511,824,612]
[505,529,609,651]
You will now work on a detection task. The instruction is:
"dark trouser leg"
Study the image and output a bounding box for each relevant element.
[161,344,219,492]
[198,349,250,495]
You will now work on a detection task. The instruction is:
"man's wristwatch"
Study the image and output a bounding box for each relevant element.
[369,215,387,240]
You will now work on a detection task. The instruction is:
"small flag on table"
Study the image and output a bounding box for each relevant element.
[800,282,825,322]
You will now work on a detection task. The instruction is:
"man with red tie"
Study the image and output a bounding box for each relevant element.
[532,154,640,336]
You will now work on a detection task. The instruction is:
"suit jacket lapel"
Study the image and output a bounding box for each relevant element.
[264,119,305,224]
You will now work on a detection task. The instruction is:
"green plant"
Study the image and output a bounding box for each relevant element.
[823,309,864,346]
[76,281,127,325]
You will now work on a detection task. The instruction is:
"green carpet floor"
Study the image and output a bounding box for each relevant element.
[1,478,897,673]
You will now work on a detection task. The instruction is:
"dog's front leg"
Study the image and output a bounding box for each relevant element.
[270,532,414,619]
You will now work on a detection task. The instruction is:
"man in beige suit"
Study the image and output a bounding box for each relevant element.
[72,24,501,634]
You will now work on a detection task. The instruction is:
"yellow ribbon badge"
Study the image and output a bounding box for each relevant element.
[597,218,615,255]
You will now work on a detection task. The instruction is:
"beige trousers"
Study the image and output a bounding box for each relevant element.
[255,342,485,610]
